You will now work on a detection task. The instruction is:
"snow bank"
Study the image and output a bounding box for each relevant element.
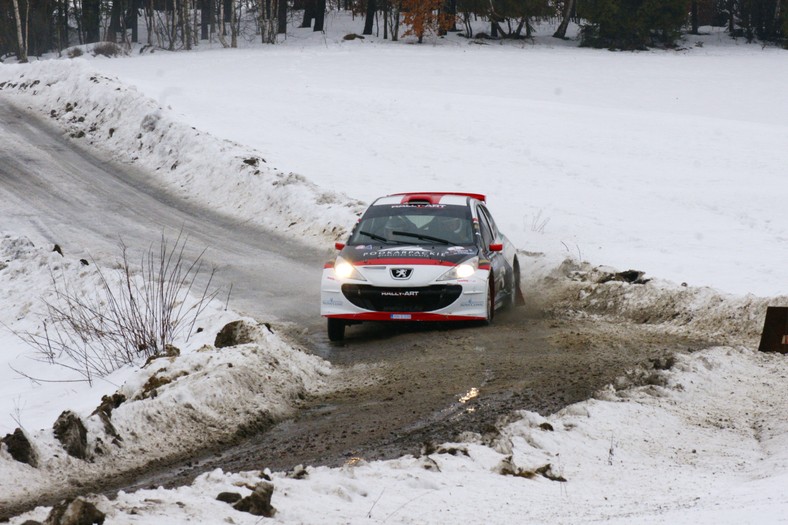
[0,233,332,511]
[522,254,788,347]
[0,61,363,247]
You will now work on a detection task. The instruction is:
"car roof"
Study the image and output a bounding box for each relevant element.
[373,192,486,206]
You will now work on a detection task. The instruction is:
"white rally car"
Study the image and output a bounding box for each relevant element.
[321,192,522,341]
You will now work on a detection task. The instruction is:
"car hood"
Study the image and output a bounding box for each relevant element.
[340,244,479,266]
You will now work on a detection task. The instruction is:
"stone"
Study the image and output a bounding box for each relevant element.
[216,492,243,504]
[233,482,276,517]
[214,320,257,348]
[43,497,105,525]
[1,428,38,467]
[53,411,89,460]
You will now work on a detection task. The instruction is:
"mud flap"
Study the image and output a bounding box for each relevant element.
[758,306,788,354]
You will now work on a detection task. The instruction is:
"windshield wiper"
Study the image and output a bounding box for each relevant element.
[358,230,389,243]
[392,231,451,245]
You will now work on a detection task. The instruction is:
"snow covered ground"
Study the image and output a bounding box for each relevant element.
[1,14,788,524]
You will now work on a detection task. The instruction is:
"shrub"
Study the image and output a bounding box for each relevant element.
[92,42,123,58]
[20,234,220,384]
[579,0,690,49]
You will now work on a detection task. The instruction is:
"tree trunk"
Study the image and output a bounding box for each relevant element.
[383,3,388,39]
[553,0,575,39]
[11,0,27,62]
[72,0,83,44]
[129,0,139,42]
[218,0,229,46]
[200,0,210,39]
[728,0,735,33]
[363,0,376,35]
[83,0,101,43]
[314,0,326,31]
[278,0,287,33]
[109,0,123,42]
[182,0,192,49]
[690,0,699,34]
[231,0,237,47]
[59,0,70,50]
[302,0,315,28]
[445,0,457,31]
[391,1,400,40]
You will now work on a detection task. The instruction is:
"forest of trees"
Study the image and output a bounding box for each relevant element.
[1,0,786,61]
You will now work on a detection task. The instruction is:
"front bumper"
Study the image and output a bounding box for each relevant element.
[320,266,489,321]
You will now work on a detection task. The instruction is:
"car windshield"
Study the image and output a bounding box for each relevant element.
[348,204,475,246]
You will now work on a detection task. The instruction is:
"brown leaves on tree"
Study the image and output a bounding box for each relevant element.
[401,0,456,43]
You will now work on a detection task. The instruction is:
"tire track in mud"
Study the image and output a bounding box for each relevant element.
[113,284,718,493]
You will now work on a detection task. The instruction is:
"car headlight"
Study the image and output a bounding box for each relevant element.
[437,256,479,281]
[334,256,366,281]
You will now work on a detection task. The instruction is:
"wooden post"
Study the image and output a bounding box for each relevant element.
[758,307,788,354]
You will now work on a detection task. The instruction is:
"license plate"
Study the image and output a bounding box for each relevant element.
[391,314,411,320]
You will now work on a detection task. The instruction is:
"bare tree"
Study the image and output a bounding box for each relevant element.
[230,0,238,47]
[259,0,279,43]
[313,0,326,32]
[553,0,575,39]
[182,0,193,49]
[11,0,28,62]
[218,0,230,46]
[690,0,699,34]
[277,0,287,33]
[363,0,377,35]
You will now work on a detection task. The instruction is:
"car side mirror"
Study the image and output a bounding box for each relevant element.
[335,242,346,250]
[489,243,503,252]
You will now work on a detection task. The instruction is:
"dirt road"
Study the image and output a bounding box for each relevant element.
[120,299,712,492]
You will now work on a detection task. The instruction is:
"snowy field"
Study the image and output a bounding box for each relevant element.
[1,14,788,524]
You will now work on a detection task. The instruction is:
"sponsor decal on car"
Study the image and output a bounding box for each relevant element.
[446,246,476,255]
[390,204,446,209]
[360,249,470,259]
[322,297,343,306]
[460,299,485,307]
[380,290,419,297]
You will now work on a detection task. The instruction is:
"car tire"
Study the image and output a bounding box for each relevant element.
[327,318,345,342]
[509,259,524,308]
[484,278,495,325]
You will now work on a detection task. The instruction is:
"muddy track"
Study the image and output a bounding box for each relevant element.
[113,301,713,493]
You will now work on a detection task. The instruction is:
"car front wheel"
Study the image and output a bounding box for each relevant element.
[327,318,345,342]
[485,278,495,325]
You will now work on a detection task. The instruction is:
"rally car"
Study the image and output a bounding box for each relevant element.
[320,192,522,341]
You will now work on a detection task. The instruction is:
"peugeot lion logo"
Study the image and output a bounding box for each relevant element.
[391,268,413,280]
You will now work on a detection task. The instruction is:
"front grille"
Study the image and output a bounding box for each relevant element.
[341,284,462,312]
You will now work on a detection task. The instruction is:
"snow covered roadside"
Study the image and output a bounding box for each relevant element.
[8,345,788,524]
[0,232,333,513]
[0,61,363,248]
[522,257,788,349]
